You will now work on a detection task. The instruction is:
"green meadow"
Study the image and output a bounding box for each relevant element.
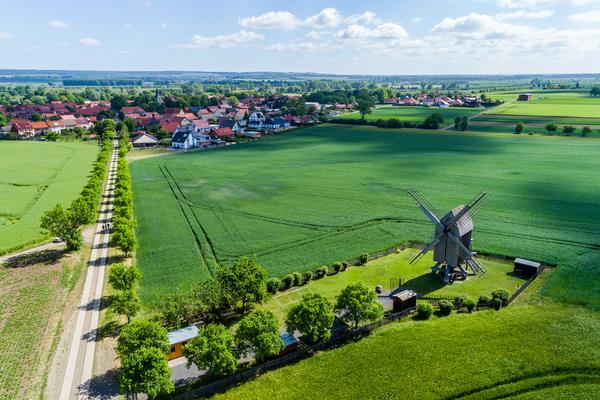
[485,91,600,118]
[0,141,98,255]
[336,105,484,123]
[131,125,600,308]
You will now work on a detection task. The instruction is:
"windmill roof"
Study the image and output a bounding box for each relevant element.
[447,205,473,236]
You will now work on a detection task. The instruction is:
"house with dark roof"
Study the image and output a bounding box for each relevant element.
[218,118,243,133]
[171,128,196,150]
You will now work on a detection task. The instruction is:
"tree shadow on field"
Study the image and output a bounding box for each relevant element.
[79,368,120,400]
[3,248,67,268]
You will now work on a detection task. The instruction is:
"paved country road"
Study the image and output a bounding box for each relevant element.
[56,138,118,400]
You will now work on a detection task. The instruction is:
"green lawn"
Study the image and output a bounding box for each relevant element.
[0,141,98,255]
[131,125,600,307]
[264,249,526,324]
[337,105,484,123]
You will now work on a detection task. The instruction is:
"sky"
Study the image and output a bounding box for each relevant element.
[1,0,600,75]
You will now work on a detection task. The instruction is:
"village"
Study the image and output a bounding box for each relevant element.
[0,90,486,150]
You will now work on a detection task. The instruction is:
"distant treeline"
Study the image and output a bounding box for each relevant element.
[63,79,143,86]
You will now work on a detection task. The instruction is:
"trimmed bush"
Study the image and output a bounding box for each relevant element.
[478,295,490,306]
[416,303,434,320]
[453,295,466,309]
[491,289,510,307]
[437,300,453,317]
[302,271,313,284]
[282,274,294,289]
[266,278,281,294]
[332,262,343,273]
[464,298,476,313]
[360,253,369,265]
[341,261,349,270]
[491,297,503,311]
[314,266,328,279]
[292,272,303,286]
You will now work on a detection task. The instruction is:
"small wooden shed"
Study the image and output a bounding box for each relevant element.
[514,258,541,278]
[517,94,532,101]
[392,289,417,313]
[167,325,199,360]
[279,332,299,355]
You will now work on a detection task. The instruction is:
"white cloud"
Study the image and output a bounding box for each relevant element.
[239,11,301,30]
[338,23,408,40]
[78,37,101,46]
[432,13,518,39]
[304,30,330,40]
[568,10,600,22]
[571,0,597,5]
[305,8,343,28]
[49,20,70,29]
[0,32,10,40]
[124,24,133,29]
[268,42,317,51]
[497,0,557,7]
[345,11,379,25]
[174,30,263,49]
[496,9,555,19]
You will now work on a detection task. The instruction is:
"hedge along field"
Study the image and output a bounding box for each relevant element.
[0,141,98,255]
[131,125,600,307]
[336,105,484,123]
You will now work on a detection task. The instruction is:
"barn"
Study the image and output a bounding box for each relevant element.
[517,93,532,101]
[513,258,542,278]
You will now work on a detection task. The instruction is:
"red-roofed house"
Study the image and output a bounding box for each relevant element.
[210,127,234,138]
[9,119,34,136]
[122,106,145,114]
[30,121,49,135]
[160,120,180,134]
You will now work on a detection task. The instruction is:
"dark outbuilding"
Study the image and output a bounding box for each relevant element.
[392,289,417,313]
[513,258,542,278]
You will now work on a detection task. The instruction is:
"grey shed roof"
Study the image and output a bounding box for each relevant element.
[168,325,199,345]
[514,258,541,268]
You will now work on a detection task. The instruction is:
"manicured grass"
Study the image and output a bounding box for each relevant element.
[212,304,600,400]
[131,125,600,307]
[337,105,484,123]
[0,141,98,255]
[264,250,525,323]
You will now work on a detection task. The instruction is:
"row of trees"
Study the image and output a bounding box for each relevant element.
[40,125,114,250]
[110,125,137,256]
[109,263,142,323]
[182,282,383,379]
[514,122,596,136]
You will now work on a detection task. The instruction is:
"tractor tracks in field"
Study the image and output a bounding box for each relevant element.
[159,164,220,275]
[444,367,600,400]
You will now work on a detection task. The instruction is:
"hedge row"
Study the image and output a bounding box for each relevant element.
[110,125,137,256]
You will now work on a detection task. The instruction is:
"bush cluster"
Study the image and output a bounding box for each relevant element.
[437,300,453,317]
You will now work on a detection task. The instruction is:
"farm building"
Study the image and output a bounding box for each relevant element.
[518,94,532,101]
[513,258,542,278]
[167,325,199,360]
[131,132,159,147]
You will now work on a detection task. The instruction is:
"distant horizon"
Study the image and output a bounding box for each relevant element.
[2,1,600,74]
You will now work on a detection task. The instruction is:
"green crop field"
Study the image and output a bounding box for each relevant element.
[0,142,98,255]
[213,303,600,400]
[485,91,600,118]
[131,125,600,308]
[336,105,484,123]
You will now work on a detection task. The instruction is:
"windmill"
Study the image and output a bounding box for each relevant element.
[408,188,488,284]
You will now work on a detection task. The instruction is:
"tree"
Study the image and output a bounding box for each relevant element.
[40,204,82,251]
[356,93,376,119]
[217,256,267,314]
[183,324,237,376]
[334,282,384,329]
[228,95,239,106]
[285,292,334,344]
[110,94,129,110]
[110,223,137,256]
[235,309,283,362]
[590,87,600,97]
[108,263,141,291]
[111,289,140,323]
[69,196,95,226]
[31,112,42,122]
[582,126,592,136]
[454,116,461,130]
[460,116,468,131]
[117,319,169,359]
[46,131,60,141]
[119,347,174,399]
[422,113,444,129]
[515,122,524,134]
[563,125,576,135]
[545,123,557,133]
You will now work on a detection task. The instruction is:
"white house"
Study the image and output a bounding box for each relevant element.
[171,129,196,149]
[247,112,266,129]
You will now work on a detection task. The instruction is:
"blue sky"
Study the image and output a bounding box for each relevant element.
[1,0,600,74]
